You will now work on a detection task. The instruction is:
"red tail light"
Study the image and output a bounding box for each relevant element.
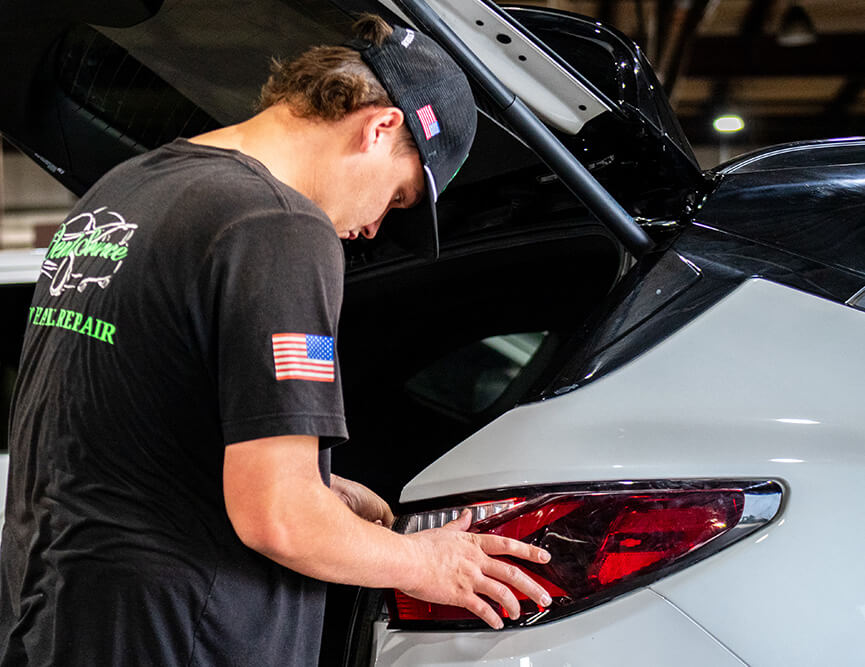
[388,480,782,629]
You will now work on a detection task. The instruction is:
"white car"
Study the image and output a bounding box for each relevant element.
[1,0,863,665]
[342,4,865,665]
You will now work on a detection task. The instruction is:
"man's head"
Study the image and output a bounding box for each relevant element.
[258,16,415,154]
[259,15,476,247]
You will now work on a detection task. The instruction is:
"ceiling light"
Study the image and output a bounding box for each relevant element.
[713,115,745,133]
[777,5,817,47]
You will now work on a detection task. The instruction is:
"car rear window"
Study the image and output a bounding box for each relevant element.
[405,332,548,416]
[57,25,219,150]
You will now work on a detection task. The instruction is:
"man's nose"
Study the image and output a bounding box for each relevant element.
[361,217,384,239]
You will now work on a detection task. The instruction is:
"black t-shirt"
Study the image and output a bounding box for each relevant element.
[0,140,348,666]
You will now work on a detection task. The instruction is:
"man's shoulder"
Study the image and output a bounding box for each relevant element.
[87,139,340,263]
[135,141,278,196]
[160,140,329,220]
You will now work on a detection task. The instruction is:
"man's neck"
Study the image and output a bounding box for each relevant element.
[188,105,349,217]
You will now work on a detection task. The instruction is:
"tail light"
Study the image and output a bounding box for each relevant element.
[387,479,782,629]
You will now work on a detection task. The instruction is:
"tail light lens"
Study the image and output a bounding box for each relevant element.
[388,480,782,629]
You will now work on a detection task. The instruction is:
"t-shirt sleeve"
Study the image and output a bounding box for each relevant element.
[192,210,348,448]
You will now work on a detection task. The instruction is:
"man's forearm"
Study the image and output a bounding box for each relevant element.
[224,436,417,589]
[223,434,552,629]
[245,472,418,589]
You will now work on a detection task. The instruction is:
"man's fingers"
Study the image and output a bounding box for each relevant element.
[482,558,552,609]
[463,593,504,630]
[443,508,472,531]
[473,575,521,621]
[407,518,554,629]
[475,533,551,564]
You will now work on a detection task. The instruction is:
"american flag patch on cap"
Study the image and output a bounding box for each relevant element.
[272,333,335,382]
[416,104,440,140]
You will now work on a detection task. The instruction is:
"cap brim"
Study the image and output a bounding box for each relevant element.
[382,164,439,259]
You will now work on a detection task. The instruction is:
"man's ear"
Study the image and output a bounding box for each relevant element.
[359,106,405,153]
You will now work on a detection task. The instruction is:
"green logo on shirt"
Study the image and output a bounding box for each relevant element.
[42,207,137,297]
[28,306,117,345]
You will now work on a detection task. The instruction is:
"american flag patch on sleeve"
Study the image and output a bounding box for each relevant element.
[272,333,335,382]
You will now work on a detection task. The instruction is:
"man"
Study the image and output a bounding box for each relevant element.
[0,14,551,666]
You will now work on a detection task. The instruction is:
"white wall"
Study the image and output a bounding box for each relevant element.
[0,148,76,248]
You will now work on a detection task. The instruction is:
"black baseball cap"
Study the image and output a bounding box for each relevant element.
[347,23,477,258]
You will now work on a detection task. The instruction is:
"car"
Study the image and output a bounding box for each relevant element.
[1,0,864,665]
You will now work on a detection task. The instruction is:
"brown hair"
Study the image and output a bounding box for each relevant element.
[259,15,395,120]
[258,15,416,155]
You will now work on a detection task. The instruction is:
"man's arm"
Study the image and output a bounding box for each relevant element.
[223,435,552,630]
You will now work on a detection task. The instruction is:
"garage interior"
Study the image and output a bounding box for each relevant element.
[0,3,862,665]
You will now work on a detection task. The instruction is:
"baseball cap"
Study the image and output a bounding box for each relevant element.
[347,23,477,257]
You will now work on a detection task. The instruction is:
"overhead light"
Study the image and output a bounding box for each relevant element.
[713,115,745,133]
[777,5,817,47]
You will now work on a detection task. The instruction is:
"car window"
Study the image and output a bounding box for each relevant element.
[405,332,548,416]
[58,25,220,150]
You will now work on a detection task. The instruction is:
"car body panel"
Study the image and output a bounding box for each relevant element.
[402,278,865,501]
[395,278,865,665]
[649,507,865,665]
[0,249,47,286]
[698,139,865,279]
[370,588,745,666]
[380,0,612,133]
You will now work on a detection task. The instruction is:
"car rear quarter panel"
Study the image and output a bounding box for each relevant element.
[371,588,744,666]
[397,278,865,665]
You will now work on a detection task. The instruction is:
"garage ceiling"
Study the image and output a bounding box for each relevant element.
[511,0,865,158]
[2,1,862,164]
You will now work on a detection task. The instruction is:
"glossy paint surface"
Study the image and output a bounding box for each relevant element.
[0,249,46,285]
[699,139,865,277]
[396,279,865,665]
[537,224,865,400]
[372,589,744,666]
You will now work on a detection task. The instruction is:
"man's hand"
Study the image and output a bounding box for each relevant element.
[330,474,394,528]
[402,509,552,630]
[224,436,551,631]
